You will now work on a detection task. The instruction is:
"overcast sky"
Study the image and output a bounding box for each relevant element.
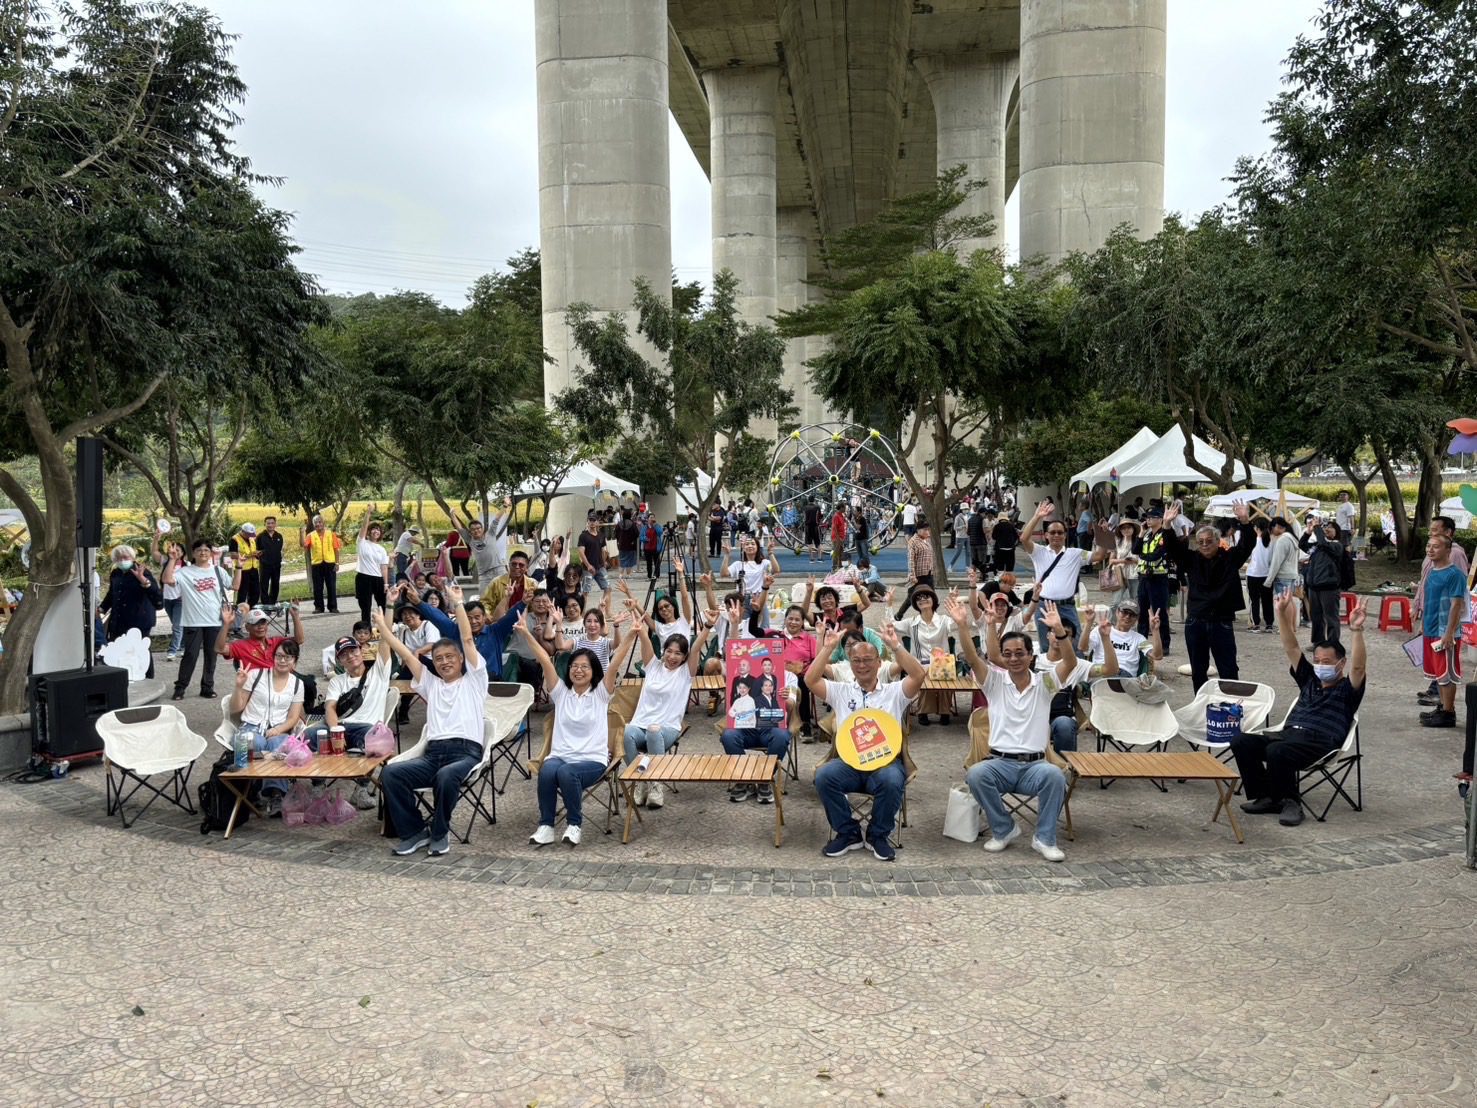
[202,1,1324,305]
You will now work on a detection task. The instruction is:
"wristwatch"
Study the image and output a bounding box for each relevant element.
[1054,630,1071,640]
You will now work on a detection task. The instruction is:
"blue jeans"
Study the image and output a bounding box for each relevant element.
[1034,598,1080,654]
[814,758,907,841]
[537,756,608,827]
[966,757,1067,846]
[854,533,868,563]
[380,738,482,840]
[1184,617,1238,692]
[164,597,184,654]
[1051,716,1078,753]
[305,720,372,753]
[623,723,680,763]
[720,726,791,758]
[950,538,971,569]
[234,723,292,795]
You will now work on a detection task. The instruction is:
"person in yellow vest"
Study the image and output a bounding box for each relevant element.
[301,514,344,614]
[229,523,262,609]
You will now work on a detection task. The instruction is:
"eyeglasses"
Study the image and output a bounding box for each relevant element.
[1046,529,1067,536]
[1000,650,1030,659]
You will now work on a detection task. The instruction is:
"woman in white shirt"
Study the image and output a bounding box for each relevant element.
[230,639,305,814]
[1107,519,1141,610]
[1243,518,1274,632]
[725,536,779,626]
[519,607,635,847]
[622,607,713,809]
[354,511,391,625]
[888,585,971,725]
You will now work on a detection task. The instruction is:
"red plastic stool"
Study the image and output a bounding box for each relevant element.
[1339,592,1359,624]
[1377,595,1413,633]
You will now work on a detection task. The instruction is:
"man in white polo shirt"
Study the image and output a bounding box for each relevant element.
[1019,499,1087,653]
[951,596,1117,862]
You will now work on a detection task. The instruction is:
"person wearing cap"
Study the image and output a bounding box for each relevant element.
[257,517,285,605]
[228,523,262,610]
[1134,507,1174,654]
[392,525,422,584]
[576,512,611,594]
[217,598,304,671]
[887,581,971,725]
[1160,500,1254,691]
[1077,600,1162,678]
[307,631,393,808]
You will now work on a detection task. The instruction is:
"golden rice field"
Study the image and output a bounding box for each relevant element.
[101,498,547,534]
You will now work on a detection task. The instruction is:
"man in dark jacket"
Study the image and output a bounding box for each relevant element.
[1160,501,1253,690]
[1300,520,1345,648]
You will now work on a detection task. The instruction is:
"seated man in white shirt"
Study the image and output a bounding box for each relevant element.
[950,597,1117,862]
[306,632,393,809]
[1076,599,1161,678]
[374,585,487,858]
[805,622,926,862]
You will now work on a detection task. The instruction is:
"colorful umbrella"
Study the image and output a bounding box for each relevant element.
[1446,417,1477,435]
[1448,432,1477,455]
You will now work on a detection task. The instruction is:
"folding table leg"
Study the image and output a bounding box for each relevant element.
[772,769,785,847]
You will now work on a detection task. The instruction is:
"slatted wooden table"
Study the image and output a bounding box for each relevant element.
[1062,750,1245,843]
[218,754,390,839]
[619,753,783,846]
[921,675,978,692]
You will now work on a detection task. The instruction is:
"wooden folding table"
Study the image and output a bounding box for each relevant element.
[1061,750,1246,843]
[217,754,390,839]
[619,753,783,846]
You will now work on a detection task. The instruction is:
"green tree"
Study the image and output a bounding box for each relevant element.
[1002,393,1174,496]
[556,269,794,567]
[0,1,322,711]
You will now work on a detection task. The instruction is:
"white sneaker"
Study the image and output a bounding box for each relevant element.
[1031,837,1066,862]
[634,781,648,807]
[647,782,664,809]
[983,823,1021,853]
[349,783,376,810]
[562,824,582,846]
[529,824,557,846]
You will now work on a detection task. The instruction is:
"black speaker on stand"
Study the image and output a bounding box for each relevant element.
[29,666,128,764]
[76,437,104,549]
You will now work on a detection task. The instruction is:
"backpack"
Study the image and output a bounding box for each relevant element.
[1338,546,1356,591]
[199,750,256,835]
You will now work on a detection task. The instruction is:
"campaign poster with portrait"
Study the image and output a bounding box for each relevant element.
[725,638,788,731]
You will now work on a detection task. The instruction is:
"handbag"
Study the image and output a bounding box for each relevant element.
[942,783,982,843]
[1098,565,1122,591]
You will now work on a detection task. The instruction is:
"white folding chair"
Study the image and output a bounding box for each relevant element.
[484,681,535,793]
[96,705,208,828]
[1285,709,1363,821]
[386,682,533,843]
[1174,679,1276,761]
[1087,679,1180,791]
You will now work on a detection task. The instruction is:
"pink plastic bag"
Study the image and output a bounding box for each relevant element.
[281,781,312,827]
[281,735,312,768]
[303,790,331,825]
[363,722,396,758]
[324,788,357,826]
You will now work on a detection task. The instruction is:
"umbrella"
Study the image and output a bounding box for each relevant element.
[1449,432,1477,455]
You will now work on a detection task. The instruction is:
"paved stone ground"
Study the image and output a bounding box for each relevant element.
[4,578,1475,1104]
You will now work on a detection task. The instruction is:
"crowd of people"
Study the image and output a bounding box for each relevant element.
[89,475,1418,856]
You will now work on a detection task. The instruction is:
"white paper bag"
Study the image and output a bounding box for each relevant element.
[942,783,981,843]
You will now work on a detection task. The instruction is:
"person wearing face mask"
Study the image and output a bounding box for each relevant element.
[99,545,163,677]
[1232,593,1367,826]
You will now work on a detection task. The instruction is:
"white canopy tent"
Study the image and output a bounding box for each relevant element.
[1204,489,1318,517]
[1111,427,1277,490]
[1069,426,1161,488]
[675,469,714,514]
[514,461,640,503]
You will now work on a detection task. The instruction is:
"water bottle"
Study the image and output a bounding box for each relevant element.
[233,728,249,770]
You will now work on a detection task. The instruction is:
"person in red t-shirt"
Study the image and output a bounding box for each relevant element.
[829,507,848,572]
[217,602,305,671]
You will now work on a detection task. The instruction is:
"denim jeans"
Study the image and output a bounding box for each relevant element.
[1050,716,1078,753]
[720,726,791,758]
[164,597,184,654]
[965,756,1067,846]
[814,758,907,841]
[1034,599,1080,654]
[305,720,372,753]
[950,538,971,569]
[854,533,869,563]
[536,755,608,826]
[623,723,680,763]
[1184,617,1239,692]
[380,738,482,840]
[233,723,293,794]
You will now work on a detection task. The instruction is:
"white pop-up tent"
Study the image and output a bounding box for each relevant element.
[1111,426,1277,489]
[515,461,640,502]
[1069,426,1161,488]
[1204,488,1318,517]
[675,469,714,513]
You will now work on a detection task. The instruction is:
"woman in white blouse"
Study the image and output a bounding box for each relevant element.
[518,607,637,847]
[230,639,305,815]
[889,584,972,726]
[354,509,391,625]
[622,606,713,809]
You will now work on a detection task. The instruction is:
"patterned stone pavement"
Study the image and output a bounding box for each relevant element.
[4,594,1476,1104]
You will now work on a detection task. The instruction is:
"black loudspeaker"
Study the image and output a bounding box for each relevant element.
[28,666,129,762]
[76,437,104,548]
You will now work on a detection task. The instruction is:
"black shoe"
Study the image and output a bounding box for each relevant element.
[867,835,896,862]
[919,714,931,727]
[1417,692,1439,707]
[199,690,214,699]
[1420,710,1456,728]
[171,689,185,701]
[1240,797,1280,814]
[940,714,952,727]
[1279,799,1304,826]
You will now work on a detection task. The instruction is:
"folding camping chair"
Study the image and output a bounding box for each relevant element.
[965,707,1074,838]
[530,702,630,834]
[1087,678,1181,791]
[96,705,208,828]
[1174,679,1276,762]
[813,732,917,848]
[1293,710,1363,821]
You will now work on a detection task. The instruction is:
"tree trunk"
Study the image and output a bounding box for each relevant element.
[1372,442,1411,555]
[1337,463,1373,537]
[1408,437,1444,559]
[391,476,407,540]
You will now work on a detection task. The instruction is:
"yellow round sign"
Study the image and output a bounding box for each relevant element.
[835,708,902,771]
